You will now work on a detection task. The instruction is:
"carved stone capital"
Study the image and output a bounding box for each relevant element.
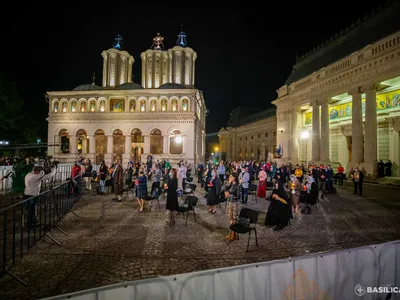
[347,86,361,96]
[360,82,379,93]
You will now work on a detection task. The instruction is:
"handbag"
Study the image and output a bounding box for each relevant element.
[237,216,251,227]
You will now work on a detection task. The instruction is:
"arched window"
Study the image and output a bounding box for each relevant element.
[61,101,67,112]
[95,129,106,164]
[71,101,77,112]
[264,146,269,160]
[150,100,157,112]
[150,129,163,154]
[80,102,86,112]
[161,99,167,112]
[113,129,125,157]
[140,100,146,112]
[171,99,178,112]
[53,101,59,112]
[129,99,136,112]
[99,100,106,112]
[251,147,254,158]
[257,146,261,159]
[131,128,144,143]
[169,130,183,154]
[59,129,69,153]
[76,129,87,154]
[182,99,189,112]
[89,100,96,112]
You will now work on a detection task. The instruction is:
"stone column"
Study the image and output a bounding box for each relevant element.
[290,107,300,162]
[122,135,132,165]
[54,135,61,154]
[363,83,378,176]
[320,100,330,163]
[389,120,400,176]
[88,136,95,153]
[348,88,363,165]
[70,136,77,154]
[105,135,114,166]
[163,135,169,155]
[144,135,150,154]
[107,135,113,153]
[311,101,320,162]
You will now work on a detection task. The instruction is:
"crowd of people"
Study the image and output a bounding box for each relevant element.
[0,152,368,236]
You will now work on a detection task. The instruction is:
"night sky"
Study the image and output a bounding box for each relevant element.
[0,1,390,141]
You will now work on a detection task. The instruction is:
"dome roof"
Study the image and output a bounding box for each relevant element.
[158,83,186,89]
[115,82,144,90]
[73,84,103,91]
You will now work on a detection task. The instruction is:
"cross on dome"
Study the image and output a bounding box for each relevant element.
[176,25,188,47]
[151,33,165,50]
[113,34,123,49]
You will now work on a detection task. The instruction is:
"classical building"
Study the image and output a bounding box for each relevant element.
[218,107,277,161]
[274,4,400,177]
[47,32,207,166]
[220,3,400,177]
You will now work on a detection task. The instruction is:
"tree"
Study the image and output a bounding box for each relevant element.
[0,73,24,141]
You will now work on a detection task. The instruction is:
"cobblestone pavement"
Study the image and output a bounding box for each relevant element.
[1,181,400,299]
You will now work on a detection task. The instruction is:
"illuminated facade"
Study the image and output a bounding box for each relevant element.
[274,4,400,177]
[220,4,400,177]
[47,32,206,166]
[218,108,277,161]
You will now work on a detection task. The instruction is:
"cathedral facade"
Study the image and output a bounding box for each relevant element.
[47,32,207,166]
[219,4,400,177]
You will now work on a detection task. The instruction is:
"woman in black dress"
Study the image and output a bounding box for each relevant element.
[207,170,221,214]
[265,182,291,231]
[165,168,179,227]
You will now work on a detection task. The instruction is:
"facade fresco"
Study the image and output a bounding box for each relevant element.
[304,89,400,125]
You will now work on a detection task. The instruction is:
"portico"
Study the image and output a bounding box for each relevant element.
[273,27,400,177]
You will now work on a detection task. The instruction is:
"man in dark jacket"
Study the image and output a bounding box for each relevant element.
[197,162,204,183]
[317,165,327,200]
[351,167,364,196]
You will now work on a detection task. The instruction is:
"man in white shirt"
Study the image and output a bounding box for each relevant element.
[24,166,57,227]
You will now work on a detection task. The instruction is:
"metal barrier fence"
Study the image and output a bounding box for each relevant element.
[0,175,84,285]
[43,240,400,300]
[0,165,77,192]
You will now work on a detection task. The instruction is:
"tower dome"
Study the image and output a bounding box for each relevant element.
[101,35,135,88]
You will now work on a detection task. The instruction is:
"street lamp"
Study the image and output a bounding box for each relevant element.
[300,131,310,167]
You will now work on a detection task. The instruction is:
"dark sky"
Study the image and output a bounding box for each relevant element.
[0,1,390,140]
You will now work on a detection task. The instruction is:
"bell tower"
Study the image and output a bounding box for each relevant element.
[101,35,135,87]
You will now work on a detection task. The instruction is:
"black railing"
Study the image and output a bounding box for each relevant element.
[0,175,84,285]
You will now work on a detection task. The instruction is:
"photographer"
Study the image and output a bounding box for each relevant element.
[24,165,57,227]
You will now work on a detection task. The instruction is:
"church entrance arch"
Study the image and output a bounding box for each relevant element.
[131,129,144,162]
[95,129,106,164]
[113,129,125,159]
[59,129,70,154]
[76,129,88,154]
[150,129,163,154]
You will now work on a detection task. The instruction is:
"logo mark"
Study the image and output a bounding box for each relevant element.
[354,284,366,296]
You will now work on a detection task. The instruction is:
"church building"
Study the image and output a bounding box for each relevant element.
[46,31,207,166]
[219,3,400,177]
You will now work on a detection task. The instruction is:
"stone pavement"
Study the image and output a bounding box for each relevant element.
[1,182,400,299]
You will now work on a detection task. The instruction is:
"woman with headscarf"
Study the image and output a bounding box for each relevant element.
[265,182,291,231]
[223,174,240,241]
[305,175,318,206]
[206,169,221,214]
[289,174,303,216]
[257,169,267,199]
